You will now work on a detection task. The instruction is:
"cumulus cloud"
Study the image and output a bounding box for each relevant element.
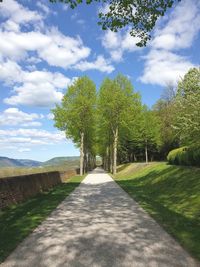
[151,0,200,51]
[0,60,22,84]
[74,55,114,73]
[0,61,72,106]
[0,29,91,68]
[102,30,141,62]
[0,129,66,147]
[139,50,193,86]
[0,108,42,127]
[139,0,200,86]
[0,0,43,32]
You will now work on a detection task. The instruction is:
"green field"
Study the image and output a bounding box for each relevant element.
[115,162,200,261]
[0,160,80,178]
[0,174,84,263]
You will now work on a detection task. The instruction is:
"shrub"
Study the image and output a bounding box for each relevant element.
[167,146,200,167]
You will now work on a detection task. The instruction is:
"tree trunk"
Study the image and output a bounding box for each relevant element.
[105,146,109,171]
[113,127,118,175]
[109,144,113,173]
[145,139,148,164]
[80,132,84,175]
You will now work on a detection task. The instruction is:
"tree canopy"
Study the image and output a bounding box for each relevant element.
[52,76,96,175]
[52,67,200,174]
[50,0,181,46]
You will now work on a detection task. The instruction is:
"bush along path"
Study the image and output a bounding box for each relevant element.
[1,168,199,267]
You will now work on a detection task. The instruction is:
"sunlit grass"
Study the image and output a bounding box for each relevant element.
[115,162,200,261]
[0,175,85,263]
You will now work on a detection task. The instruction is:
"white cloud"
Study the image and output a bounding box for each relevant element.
[18,148,31,153]
[37,28,91,68]
[0,0,43,31]
[74,55,114,73]
[102,30,141,62]
[140,0,200,86]
[47,113,54,120]
[26,57,42,64]
[139,50,194,86]
[0,1,99,107]
[36,2,51,16]
[5,82,63,107]
[0,29,91,67]
[0,60,22,84]
[0,129,66,147]
[0,62,72,107]
[0,108,42,127]
[151,0,200,51]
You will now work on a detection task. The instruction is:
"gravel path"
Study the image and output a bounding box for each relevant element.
[1,168,199,267]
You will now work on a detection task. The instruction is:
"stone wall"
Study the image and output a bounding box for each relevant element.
[59,169,78,182]
[0,171,64,209]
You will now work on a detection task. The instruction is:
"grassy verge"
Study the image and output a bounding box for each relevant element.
[0,174,85,263]
[115,162,200,261]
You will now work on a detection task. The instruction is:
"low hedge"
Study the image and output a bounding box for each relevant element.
[167,146,200,167]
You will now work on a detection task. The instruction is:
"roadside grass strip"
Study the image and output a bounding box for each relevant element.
[115,163,200,261]
[0,175,85,263]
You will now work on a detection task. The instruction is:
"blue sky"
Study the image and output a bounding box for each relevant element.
[0,0,199,161]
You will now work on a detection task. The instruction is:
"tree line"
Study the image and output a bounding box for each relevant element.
[53,68,200,175]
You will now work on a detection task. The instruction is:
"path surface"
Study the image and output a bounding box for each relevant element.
[1,168,199,267]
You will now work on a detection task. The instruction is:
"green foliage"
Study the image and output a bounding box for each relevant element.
[97,74,141,172]
[153,97,178,157]
[167,146,200,167]
[53,76,96,144]
[0,175,84,263]
[139,106,161,147]
[50,0,180,46]
[174,68,200,146]
[178,68,200,96]
[52,76,97,173]
[115,162,200,261]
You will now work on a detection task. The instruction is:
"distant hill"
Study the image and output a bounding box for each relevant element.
[43,157,80,166]
[0,156,79,168]
[0,157,42,167]
[18,159,42,167]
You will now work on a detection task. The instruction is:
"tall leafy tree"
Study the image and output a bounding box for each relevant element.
[139,106,161,163]
[98,74,140,174]
[50,0,180,46]
[174,68,200,146]
[52,76,96,175]
[153,86,178,158]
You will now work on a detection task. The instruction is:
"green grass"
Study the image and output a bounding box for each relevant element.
[0,175,85,263]
[115,162,200,261]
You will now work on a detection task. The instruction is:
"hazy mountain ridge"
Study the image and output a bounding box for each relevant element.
[43,157,80,166]
[0,156,79,168]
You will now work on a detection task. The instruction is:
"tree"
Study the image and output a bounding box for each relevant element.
[153,86,178,158]
[50,0,180,46]
[52,76,96,175]
[98,74,140,174]
[138,106,161,163]
[174,68,200,146]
